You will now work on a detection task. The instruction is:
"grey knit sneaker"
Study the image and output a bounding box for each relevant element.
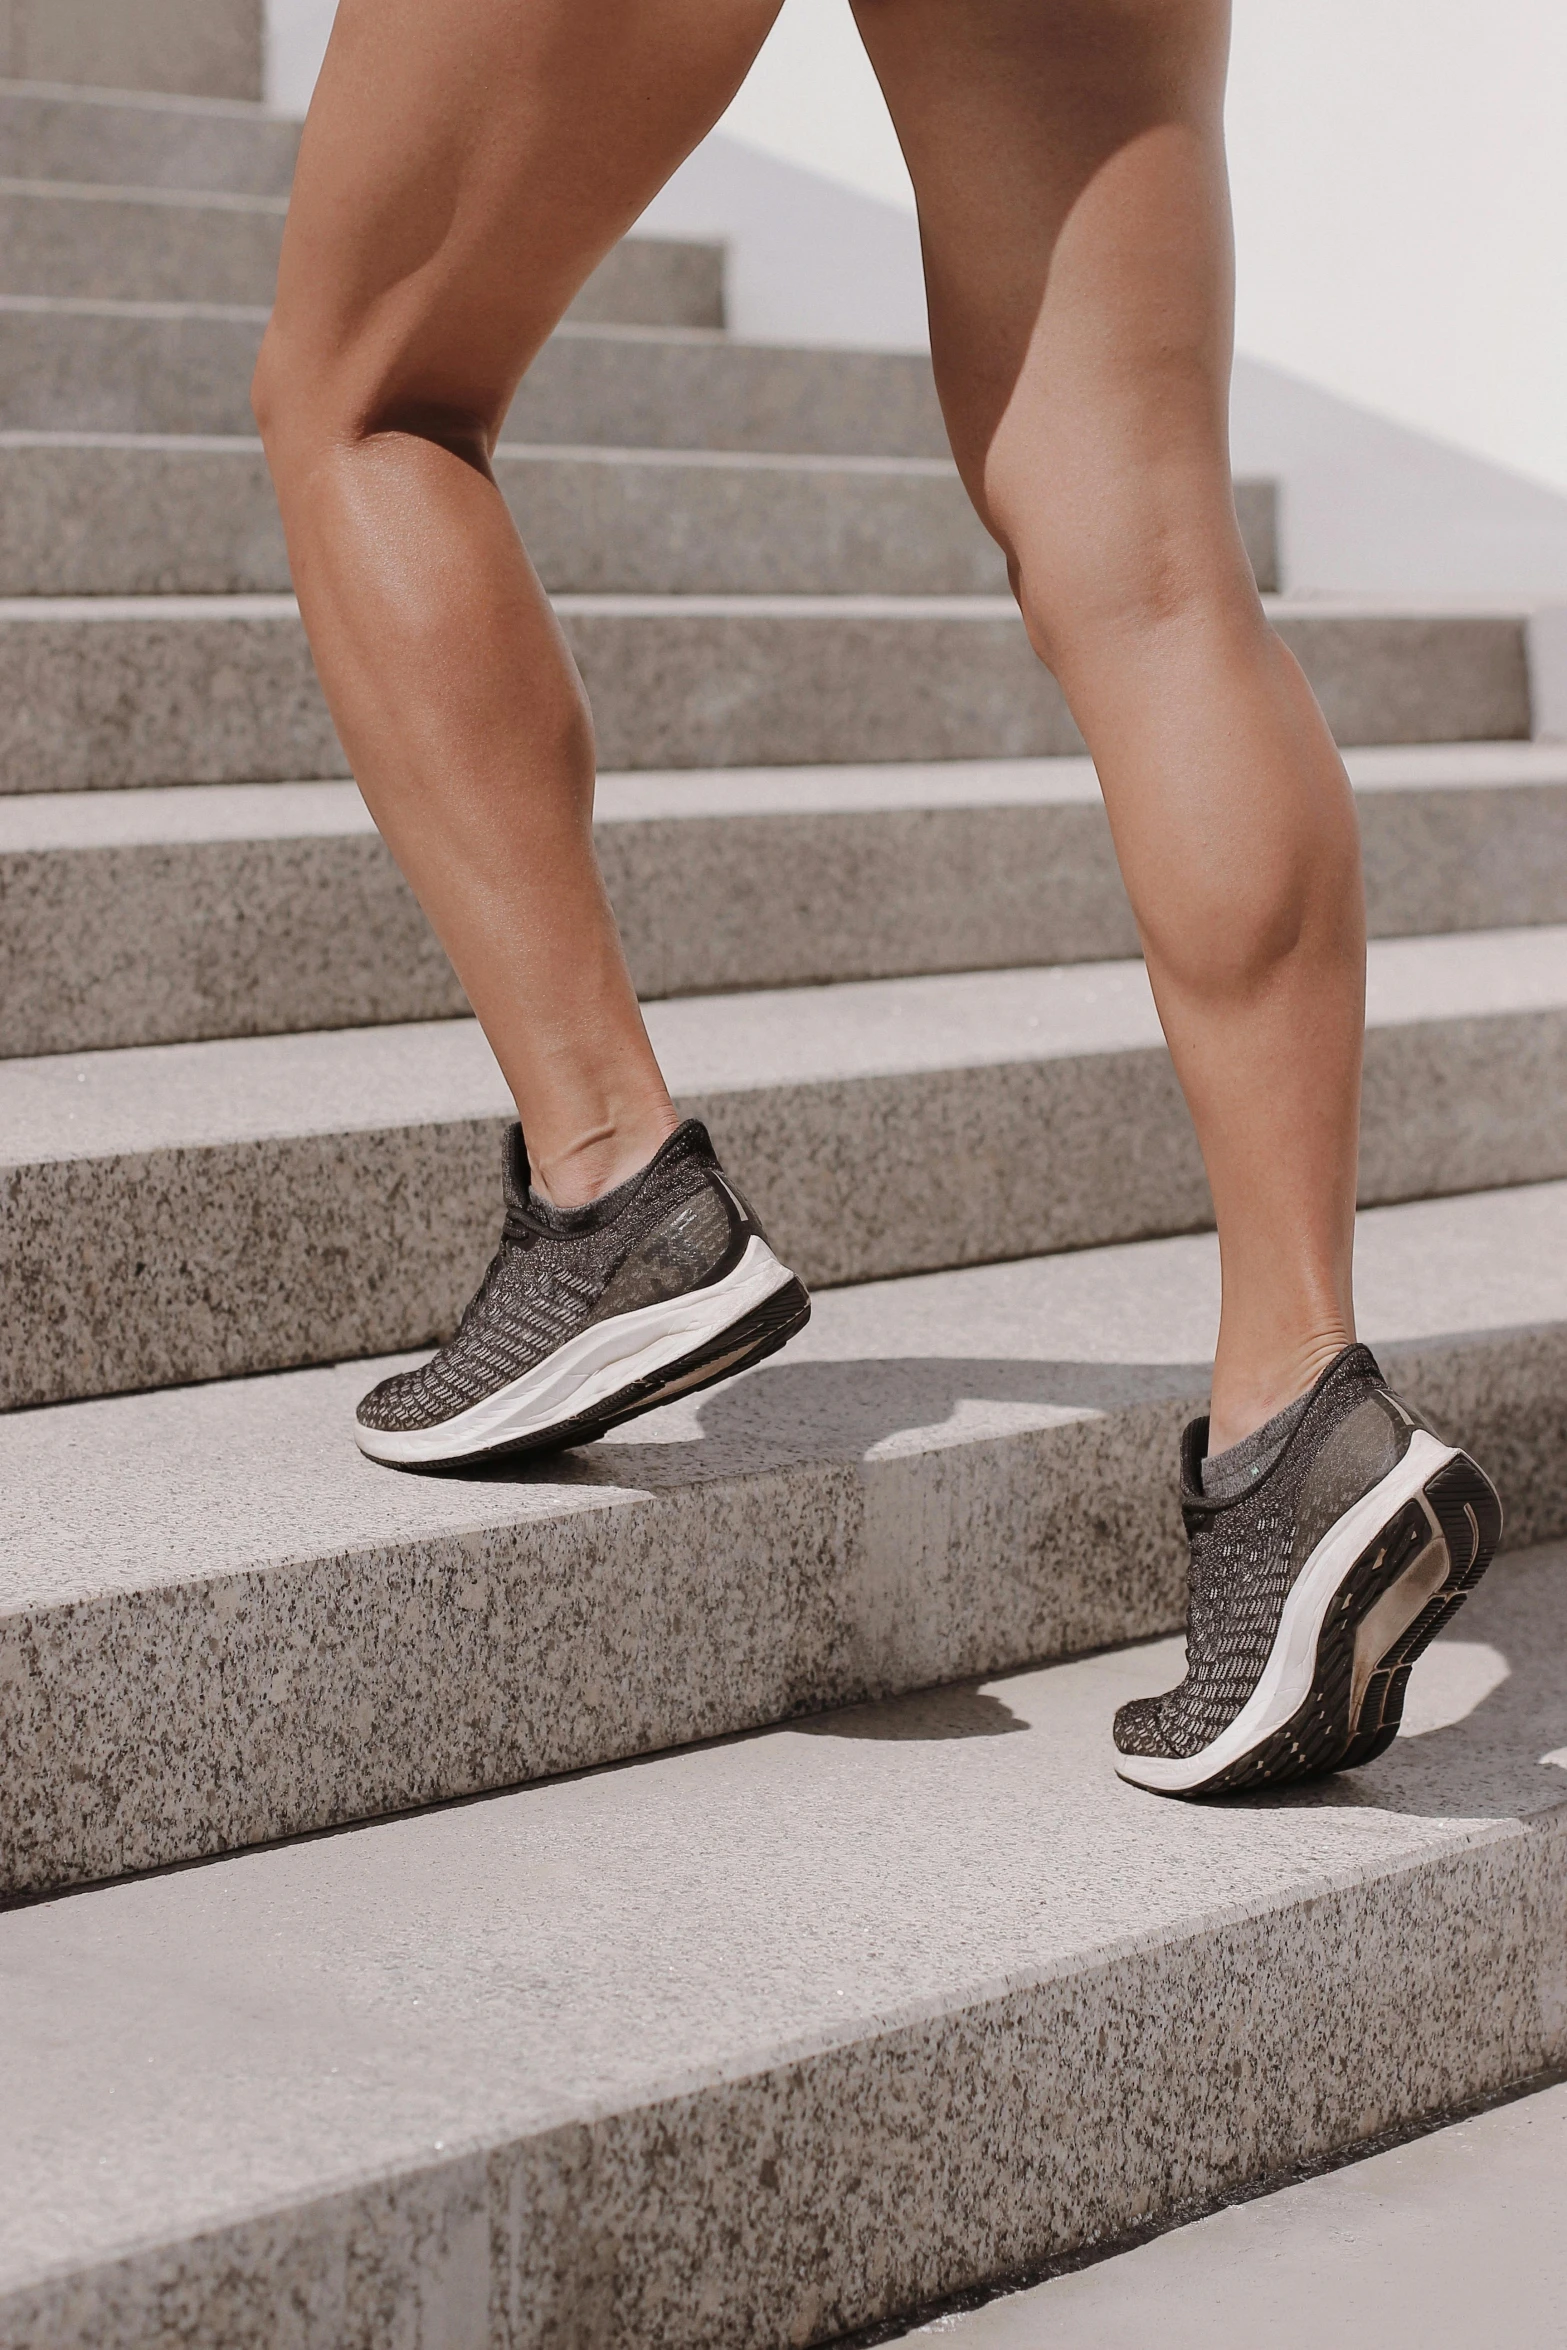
[355,1119,809,1468]
[1113,1345,1502,1796]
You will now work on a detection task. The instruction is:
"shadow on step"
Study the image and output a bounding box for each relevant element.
[442,1354,1208,1487]
[793,1685,1030,1742]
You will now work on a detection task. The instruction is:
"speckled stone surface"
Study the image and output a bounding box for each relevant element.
[890,2080,1567,2346]
[0,178,288,305]
[0,190,715,318]
[0,437,1281,599]
[0,592,1530,795]
[4,1182,1566,1894]
[563,238,725,331]
[7,748,1567,1056]
[0,782,466,1052]
[0,593,342,791]
[3,936,1567,1399]
[0,293,271,435]
[1,1549,1563,2347]
[0,0,264,102]
[509,329,952,458]
[0,79,300,195]
[0,300,950,448]
[0,434,293,598]
[0,437,1002,601]
[1354,739,1567,933]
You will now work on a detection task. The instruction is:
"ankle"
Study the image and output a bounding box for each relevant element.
[529,1106,680,1210]
[1208,1325,1355,1458]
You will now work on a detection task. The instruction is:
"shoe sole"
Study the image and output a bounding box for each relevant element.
[355,1237,810,1469]
[1115,1429,1503,1797]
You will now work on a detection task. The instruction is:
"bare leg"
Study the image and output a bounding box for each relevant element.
[853,0,1364,1450]
[252,0,782,1205]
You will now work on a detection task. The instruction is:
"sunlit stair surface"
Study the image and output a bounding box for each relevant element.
[2,1546,1563,2346]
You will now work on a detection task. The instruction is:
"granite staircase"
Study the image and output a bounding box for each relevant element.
[2,27,1566,2350]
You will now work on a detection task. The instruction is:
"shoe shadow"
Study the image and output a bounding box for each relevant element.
[793,1684,1031,1743]
[441,1353,1211,1491]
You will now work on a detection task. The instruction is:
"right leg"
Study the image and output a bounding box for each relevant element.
[251,0,782,1205]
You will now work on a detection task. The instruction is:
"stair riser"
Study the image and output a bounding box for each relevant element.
[1,1322,1560,1896]
[0,1,263,102]
[8,781,1567,1058]
[0,440,1011,599]
[0,198,724,324]
[0,184,286,305]
[0,303,952,451]
[0,438,1281,597]
[0,82,300,195]
[1,1780,1561,2350]
[0,603,1530,794]
[4,1010,1566,1407]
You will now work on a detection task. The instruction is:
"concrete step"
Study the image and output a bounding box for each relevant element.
[5,745,1567,1058]
[0,298,951,449]
[0,431,1282,597]
[0,3,263,104]
[0,430,1281,597]
[0,174,287,303]
[6,1175,1563,1892]
[0,181,724,321]
[4,930,1567,1407]
[885,2077,1567,2347]
[1,1534,1561,2348]
[0,593,1531,794]
[0,77,298,196]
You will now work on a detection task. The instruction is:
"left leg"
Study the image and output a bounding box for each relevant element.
[852,0,1362,1457]
[853,0,1502,1794]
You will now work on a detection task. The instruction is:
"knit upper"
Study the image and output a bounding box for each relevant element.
[1113,1346,1421,1761]
[356,1120,750,1435]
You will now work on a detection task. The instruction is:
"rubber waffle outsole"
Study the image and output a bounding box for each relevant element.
[414,1276,812,1474]
[1197,1449,1502,1797]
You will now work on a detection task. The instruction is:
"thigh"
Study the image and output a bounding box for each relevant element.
[267,0,783,439]
[850,0,1241,597]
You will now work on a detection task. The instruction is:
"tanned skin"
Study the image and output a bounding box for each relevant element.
[253,0,1364,1453]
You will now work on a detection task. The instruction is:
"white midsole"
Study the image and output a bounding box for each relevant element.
[355,1236,796,1465]
[1116,1427,1460,1793]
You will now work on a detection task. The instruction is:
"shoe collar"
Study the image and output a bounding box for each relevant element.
[500,1118,717,1241]
[1180,1342,1387,1519]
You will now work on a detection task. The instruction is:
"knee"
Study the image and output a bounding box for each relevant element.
[250,317,341,477]
[1006,490,1261,686]
[249,321,292,451]
[250,313,500,489]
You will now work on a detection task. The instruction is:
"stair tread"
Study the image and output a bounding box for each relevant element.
[0,171,288,212]
[4,743,1566,854]
[0,423,963,474]
[0,75,283,125]
[5,1170,1565,1896]
[3,927,1564,1166]
[2,1532,1561,2320]
[5,1177,1563,1615]
[0,586,1536,619]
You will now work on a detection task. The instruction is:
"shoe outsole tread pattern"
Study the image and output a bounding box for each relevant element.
[1196,1450,1502,1795]
[415,1275,812,1475]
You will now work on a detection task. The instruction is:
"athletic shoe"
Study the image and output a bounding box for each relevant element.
[1113,1344,1501,1796]
[355,1119,809,1468]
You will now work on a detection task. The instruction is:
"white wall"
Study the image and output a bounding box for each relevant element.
[719,0,1567,505]
[266,0,1567,593]
[1227,0,1567,500]
[640,138,925,351]
[264,0,332,115]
